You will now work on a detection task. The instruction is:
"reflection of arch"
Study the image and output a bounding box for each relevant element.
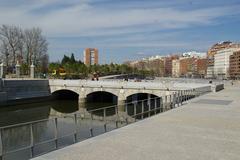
[51,100,79,113]
[124,90,161,100]
[126,92,159,103]
[52,89,79,100]
[86,91,118,103]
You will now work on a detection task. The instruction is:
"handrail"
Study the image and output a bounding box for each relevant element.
[0,89,210,159]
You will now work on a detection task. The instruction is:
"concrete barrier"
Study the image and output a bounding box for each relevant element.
[211,83,224,92]
[0,79,51,103]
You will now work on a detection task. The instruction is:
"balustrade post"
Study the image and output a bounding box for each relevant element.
[125,103,128,116]
[115,106,119,128]
[148,100,150,117]
[173,93,176,108]
[90,112,93,137]
[30,123,34,158]
[154,98,157,114]
[0,129,3,159]
[188,90,190,99]
[141,101,144,119]
[103,108,106,122]
[186,90,188,101]
[103,108,107,132]
[180,90,183,105]
[177,91,180,107]
[134,102,137,118]
[74,114,78,143]
[54,118,58,149]
[164,95,167,111]
[161,97,163,112]
[184,90,187,101]
[169,95,172,110]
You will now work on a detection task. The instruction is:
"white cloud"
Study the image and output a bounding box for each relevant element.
[0,1,239,37]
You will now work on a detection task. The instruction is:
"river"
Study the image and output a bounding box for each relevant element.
[0,100,119,160]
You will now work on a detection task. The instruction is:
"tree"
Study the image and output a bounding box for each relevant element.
[24,27,48,66]
[70,53,76,63]
[0,25,23,67]
[0,25,49,74]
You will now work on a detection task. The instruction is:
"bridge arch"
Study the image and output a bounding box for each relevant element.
[124,90,162,101]
[85,91,118,110]
[52,89,79,100]
[126,92,159,103]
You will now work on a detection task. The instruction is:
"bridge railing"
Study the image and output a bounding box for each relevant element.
[0,89,210,160]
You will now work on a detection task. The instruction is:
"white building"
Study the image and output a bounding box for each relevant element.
[182,51,206,58]
[206,66,214,78]
[172,59,180,78]
[214,48,240,79]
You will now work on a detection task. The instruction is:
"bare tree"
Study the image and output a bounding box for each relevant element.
[24,27,48,66]
[0,25,23,66]
[0,25,49,74]
[0,40,10,66]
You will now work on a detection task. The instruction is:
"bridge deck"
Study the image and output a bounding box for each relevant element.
[34,84,240,160]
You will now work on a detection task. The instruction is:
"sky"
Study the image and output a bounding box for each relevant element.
[0,0,240,63]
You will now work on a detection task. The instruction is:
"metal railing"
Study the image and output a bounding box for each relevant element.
[0,89,209,160]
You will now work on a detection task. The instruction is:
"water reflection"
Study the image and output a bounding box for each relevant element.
[0,103,51,127]
[51,100,79,113]
[0,99,117,160]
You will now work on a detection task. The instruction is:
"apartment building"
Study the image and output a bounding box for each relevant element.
[230,50,240,79]
[214,48,240,79]
[172,59,180,78]
[84,48,99,66]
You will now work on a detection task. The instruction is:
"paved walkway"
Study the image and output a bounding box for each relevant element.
[34,85,240,160]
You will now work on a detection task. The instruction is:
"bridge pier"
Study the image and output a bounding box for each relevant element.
[78,96,86,108]
[117,99,126,112]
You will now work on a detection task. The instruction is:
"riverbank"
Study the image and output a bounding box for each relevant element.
[0,79,51,106]
[34,84,240,160]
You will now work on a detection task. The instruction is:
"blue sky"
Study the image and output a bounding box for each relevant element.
[0,0,240,63]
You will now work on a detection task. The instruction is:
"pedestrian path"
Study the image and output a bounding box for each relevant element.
[34,85,240,160]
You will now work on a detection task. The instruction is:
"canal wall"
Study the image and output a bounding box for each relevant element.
[0,79,51,105]
[0,79,7,103]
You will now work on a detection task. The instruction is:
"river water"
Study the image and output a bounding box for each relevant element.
[0,100,120,160]
[0,92,163,160]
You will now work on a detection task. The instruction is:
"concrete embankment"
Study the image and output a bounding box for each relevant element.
[34,84,240,160]
[0,79,51,106]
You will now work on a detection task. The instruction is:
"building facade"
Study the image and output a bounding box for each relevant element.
[163,55,179,77]
[230,50,240,79]
[194,58,208,78]
[214,48,240,79]
[179,57,195,77]
[207,41,240,78]
[84,48,99,66]
[172,59,180,78]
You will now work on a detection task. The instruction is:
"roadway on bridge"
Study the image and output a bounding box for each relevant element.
[34,84,240,160]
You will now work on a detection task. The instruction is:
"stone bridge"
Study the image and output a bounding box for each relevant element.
[49,79,212,109]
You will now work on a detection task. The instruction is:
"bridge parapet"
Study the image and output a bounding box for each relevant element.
[49,79,213,112]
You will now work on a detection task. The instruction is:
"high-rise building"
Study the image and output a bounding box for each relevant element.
[214,48,240,79]
[230,50,240,79]
[207,41,233,57]
[83,48,99,66]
